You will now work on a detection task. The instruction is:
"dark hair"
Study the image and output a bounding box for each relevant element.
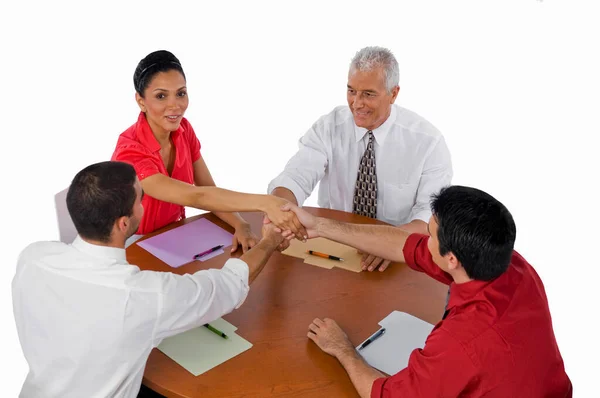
[66,161,137,243]
[431,186,516,281]
[133,50,186,96]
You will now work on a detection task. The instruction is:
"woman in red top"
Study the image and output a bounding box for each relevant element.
[112,50,304,251]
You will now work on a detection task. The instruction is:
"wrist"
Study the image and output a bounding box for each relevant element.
[257,194,272,213]
[315,217,328,238]
[233,219,250,231]
[336,344,359,362]
[259,236,280,251]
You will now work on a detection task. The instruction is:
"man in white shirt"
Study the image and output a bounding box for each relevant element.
[12,161,284,398]
[268,46,452,272]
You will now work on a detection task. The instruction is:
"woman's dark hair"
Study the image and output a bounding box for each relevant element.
[133,50,186,96]
[66,161,137,243]
[431,185,516,281]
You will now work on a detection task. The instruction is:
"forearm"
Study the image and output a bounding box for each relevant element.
[337,348,385,398]
[240,238,279,284]
[193,186,270,213]
[214,211,248,230]
[317,218,409,263]
[271,187,298,205]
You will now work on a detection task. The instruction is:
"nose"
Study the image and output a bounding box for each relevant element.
[353,93,364,109]
[167,96,179,110]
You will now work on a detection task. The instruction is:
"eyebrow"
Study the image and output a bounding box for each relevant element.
[347,85,377,94]
[152,86,187,92]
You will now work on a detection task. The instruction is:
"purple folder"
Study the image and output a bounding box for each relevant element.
[137,218,234,268]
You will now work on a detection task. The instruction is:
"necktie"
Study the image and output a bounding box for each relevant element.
[353,131,377,218]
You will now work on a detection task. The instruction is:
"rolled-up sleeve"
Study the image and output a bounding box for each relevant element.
[268,121,329,206]
[150,258,250,340]
[410,136,453,223]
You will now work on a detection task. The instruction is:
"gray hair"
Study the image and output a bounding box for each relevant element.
[349,46,399,93]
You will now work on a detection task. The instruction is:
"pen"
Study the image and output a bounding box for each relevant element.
[357,327,386,351]
[194,245,224,259]
[203,323,228,339]
[307,250,344,262]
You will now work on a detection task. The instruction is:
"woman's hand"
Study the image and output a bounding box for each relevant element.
[231,222,260,253]
[262,196,308,241]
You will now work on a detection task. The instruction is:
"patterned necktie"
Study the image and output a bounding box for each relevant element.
[353,131,377,218]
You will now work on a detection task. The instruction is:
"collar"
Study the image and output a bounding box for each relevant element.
[72,235,128,263]
[354,104,397,146]
[445,278,490,312]
[135,111,184,153]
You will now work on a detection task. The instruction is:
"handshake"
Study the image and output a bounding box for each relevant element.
[260,198,315,252]
[255,196,391,272]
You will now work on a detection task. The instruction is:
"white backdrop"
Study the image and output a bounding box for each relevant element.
[1,0,598,396]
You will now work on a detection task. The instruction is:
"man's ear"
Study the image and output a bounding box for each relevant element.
[390,85,400,103]
[445,251,461,272]
[115,216,129,234]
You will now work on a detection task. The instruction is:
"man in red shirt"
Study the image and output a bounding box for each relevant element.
[285,186,572,397]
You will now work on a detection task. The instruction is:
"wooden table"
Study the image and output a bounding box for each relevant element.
[126,208,448,398]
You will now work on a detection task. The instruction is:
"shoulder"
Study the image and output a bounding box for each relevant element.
[18,241,70,264]
[392,104,443,139]
[178,117,199,141]
[309,105,353,136]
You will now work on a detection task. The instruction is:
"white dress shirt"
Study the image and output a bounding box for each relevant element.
[12,236,249,398]
[268,104,453,226]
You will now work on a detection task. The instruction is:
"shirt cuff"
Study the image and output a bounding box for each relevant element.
[267,175,308,206]
[222,258,250,309]
[402,233,429,272]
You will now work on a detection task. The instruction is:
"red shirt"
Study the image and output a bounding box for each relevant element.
[111,112,201,234]
[371,234,572,398]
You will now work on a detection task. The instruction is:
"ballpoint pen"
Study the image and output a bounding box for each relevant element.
[194,244,224,260]
[204,323,228,339]
[306,250,344,262]
[357,327,386,351]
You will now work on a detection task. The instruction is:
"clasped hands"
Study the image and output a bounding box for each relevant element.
[261,197,391,272]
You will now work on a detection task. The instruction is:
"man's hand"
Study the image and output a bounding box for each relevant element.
[262,196,308,241]
[358,251,392,272]
[231,222,259,253]
[281,203,319,238]
[261,221,286,249]
[307,318,354,358]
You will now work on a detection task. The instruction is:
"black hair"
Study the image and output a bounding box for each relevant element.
[133,50,186,96]
[66,161,138,243]
[431,185,516,281]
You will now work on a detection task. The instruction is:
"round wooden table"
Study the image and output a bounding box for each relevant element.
[126,208,447,397]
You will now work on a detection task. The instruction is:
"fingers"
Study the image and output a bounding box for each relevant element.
[379,260,392,272]
[361,253,375,271]
[277,239,290,252]
[362,255,384,272]
[242,239,249,253]
[231,236,239,253]
[281,230,294,240]
[308,322,320,335]
[291,215,308,241]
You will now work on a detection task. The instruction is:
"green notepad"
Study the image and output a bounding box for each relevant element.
[157,318,252,376]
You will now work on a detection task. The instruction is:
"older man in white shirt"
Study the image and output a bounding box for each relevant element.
[12,161,284,398]
[268,46,452,272]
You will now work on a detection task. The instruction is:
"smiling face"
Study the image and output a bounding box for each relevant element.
[136,69,188,136]
[347,66,399,130]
